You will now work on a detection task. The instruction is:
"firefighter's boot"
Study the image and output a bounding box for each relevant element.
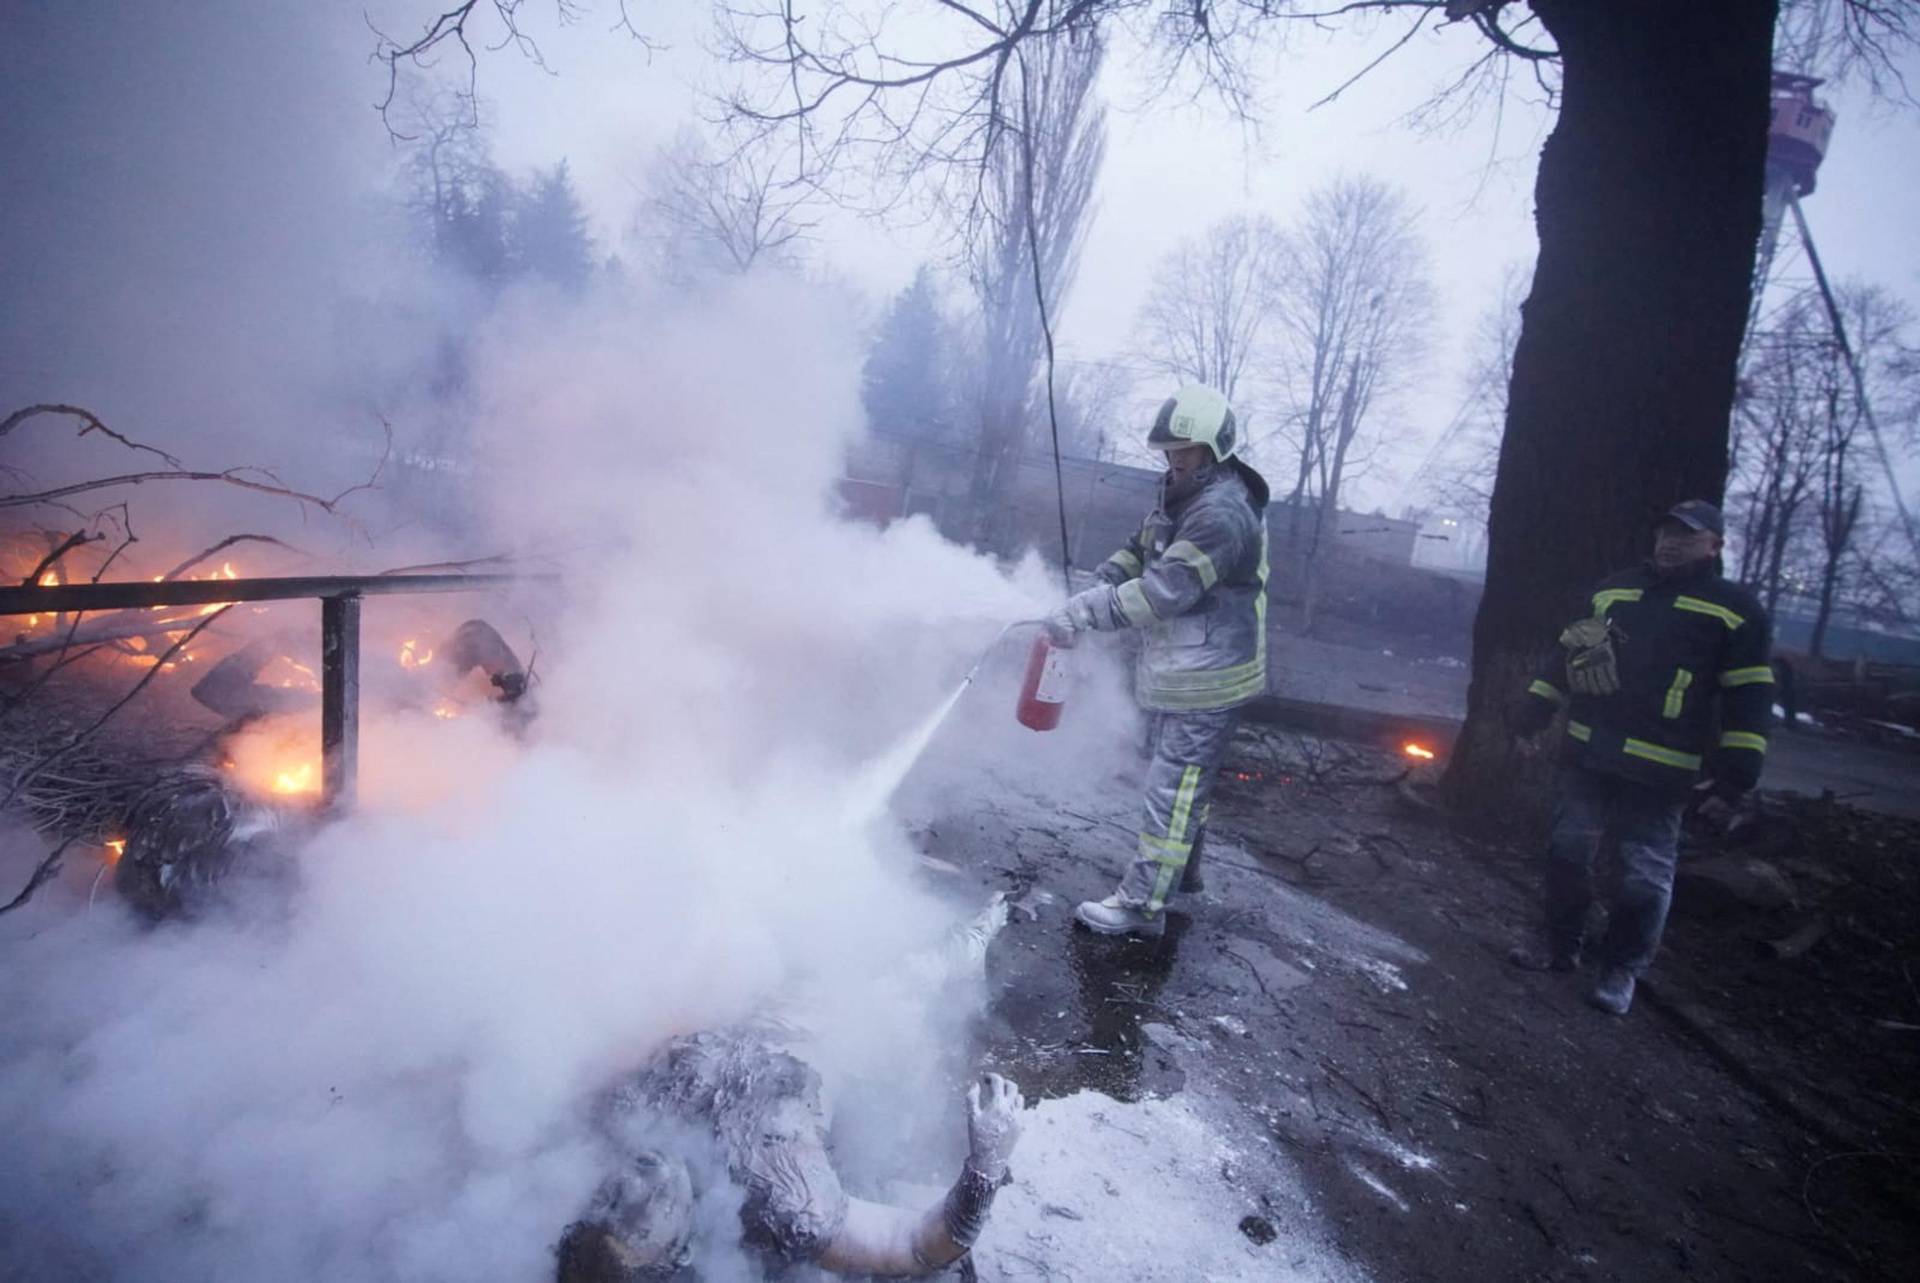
[1074,895,1166,939]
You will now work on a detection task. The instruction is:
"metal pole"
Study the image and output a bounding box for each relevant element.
[0,571,551,618]
[1788,192,1920,569]
[321,594,361,812]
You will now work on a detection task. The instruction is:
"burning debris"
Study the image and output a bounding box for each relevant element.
[112,767,292,921]
[1,273,1064,1279]
[4,521,541,921]
[188,616,534,808]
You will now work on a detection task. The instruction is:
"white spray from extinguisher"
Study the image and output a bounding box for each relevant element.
[840,619,1055,826]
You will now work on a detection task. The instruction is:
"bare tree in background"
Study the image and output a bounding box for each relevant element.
[1840,523,1920,631]
[1731,291,1829,614]
[1417,263,1529,525]
[1266,176,1431,632]
[628,129,815,283]
[1053,359,1134,462]
[1133,215,1285,407]
[959,29,1106,552]
[399,91,515,285]
[1799,284,1915,657]
[401,0,1920,818]
[1728,282,1917,649]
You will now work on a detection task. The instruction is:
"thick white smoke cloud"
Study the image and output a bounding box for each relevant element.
[2,6,1156,1277]
[0,267,1144,1279]
[2,161,1149,1283]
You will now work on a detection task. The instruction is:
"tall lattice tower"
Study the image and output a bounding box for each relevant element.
[1747,72,1836,337]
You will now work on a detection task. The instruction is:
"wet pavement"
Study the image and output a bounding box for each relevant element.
[895,730,1917,1283]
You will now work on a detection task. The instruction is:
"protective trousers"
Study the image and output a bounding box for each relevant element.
[1542,768,1686,975]
[1116,710,1239,913]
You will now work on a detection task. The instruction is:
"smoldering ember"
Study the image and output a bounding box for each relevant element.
[4,5,1920,1282]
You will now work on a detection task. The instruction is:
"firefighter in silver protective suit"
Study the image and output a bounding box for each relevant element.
[1047,385,1271,938]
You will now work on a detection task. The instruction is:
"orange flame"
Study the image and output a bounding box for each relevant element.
[272,761,319,795]
[197,561,239,615]
[104,838,126,864]
[22,570,60,631]
[432,698,461,720]
[399,638,434,669]
[1403,742,1436,761]
[220,719,322,801]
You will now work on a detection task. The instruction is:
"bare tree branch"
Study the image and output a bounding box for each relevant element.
[0,415,392,521]
[1,836,77,917]
[1310,7,1435,110]
[20,531,105,588]
[1,403,184,468]
[158,534,306,583]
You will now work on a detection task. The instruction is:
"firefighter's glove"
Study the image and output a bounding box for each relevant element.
[1045,588,1104,645]
[1560,616,1621,697]
[1691,778,1747,832]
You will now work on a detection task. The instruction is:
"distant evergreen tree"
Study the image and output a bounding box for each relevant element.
[440,165,516,286]
[862,266,957,443]
[513,160,595,291]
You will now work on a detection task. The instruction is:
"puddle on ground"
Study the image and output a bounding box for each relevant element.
[979,910,1193,1102]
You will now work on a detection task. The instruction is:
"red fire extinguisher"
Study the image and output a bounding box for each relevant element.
[1016,630,1071,731]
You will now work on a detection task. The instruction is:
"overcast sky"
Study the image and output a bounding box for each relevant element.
[5,3,1916,519]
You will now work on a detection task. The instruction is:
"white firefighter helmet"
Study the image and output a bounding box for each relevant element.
[1146,385,1238,462]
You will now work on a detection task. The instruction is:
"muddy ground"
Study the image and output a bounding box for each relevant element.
[908,730,1920,1283]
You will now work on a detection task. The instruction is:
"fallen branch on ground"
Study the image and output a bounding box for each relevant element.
[0,836,78,916]
[0,607,233,817]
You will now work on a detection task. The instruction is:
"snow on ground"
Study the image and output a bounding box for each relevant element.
[971,1090,1369,1282]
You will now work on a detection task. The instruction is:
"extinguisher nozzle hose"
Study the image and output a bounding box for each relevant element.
[958,619,1048,687]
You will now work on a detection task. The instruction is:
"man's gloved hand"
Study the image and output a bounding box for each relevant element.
[1560,615,1622,696]
[1692,779,1747,832]
[1045,587,1105,644]
[965,1073,1025,1181]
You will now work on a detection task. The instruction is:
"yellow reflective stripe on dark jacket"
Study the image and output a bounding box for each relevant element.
[1673,595,1745,630]
[1622,737,1702,771]
[1592,588,1643,616]
[1528,678,1567,706]
[1527,564,1773,794]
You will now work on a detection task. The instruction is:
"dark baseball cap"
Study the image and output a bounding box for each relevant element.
[1659,500,1724,535]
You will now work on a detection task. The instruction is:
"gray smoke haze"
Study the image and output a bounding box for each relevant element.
[1,5,1148,1279]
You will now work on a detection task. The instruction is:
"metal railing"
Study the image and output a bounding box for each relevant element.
[1,573,550,809]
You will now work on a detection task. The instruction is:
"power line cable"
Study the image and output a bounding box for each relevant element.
[1015,46,1074,598]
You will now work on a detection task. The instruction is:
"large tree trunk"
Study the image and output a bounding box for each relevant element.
[1439,0,1777,824]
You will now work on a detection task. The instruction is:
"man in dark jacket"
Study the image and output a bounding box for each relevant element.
[1047,384,1271,938]
[1510,500,1774,1014]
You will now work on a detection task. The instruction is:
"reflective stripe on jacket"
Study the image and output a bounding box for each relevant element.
[1088,458,1271,712]
[1523,562,1773,795]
